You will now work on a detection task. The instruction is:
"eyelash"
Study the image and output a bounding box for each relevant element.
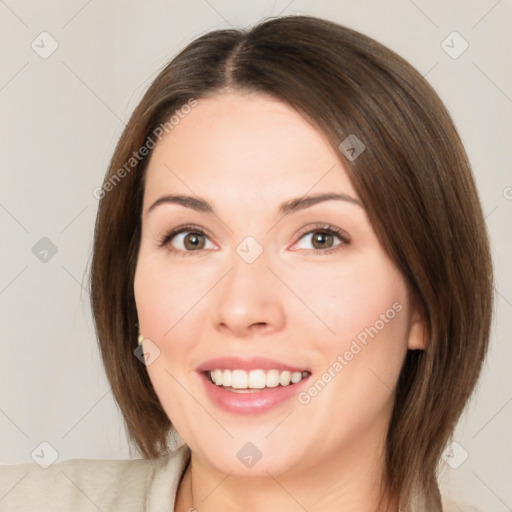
[157,223,350,256]
[157,224,207,252]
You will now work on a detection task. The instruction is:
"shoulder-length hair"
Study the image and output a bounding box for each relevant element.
[90,14,493,511]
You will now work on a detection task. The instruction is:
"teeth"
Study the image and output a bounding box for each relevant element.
[248,369,266,389]
[291,372,303,384]
[208,369,309,388]
[214,369,223,386]
[280,371,291,386]
[266,369,280,388]
[231,370,247,389]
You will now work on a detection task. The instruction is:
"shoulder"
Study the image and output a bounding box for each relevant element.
[0,444,190,512]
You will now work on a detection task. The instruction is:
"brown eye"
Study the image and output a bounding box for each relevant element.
[311,231,335,249]
[160,227,214,253]
[182,232,206,250]
[294,225,349,252]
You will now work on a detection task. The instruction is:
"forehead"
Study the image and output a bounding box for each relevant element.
[143,91,358,205]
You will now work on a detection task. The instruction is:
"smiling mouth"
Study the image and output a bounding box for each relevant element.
[205,368,311,392]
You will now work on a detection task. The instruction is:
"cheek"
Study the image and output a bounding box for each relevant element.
[291,263,409,436]
[334,273,407,347]
[288,254,407,339]
[134,256,204,428]
[134,252,216,339]
[288,254,410,389]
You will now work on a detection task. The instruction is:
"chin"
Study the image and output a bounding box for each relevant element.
[188,435,304,477]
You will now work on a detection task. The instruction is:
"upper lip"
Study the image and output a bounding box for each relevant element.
[196,356,311,373]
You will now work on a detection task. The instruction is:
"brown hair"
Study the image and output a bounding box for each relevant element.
[90,14,493,511]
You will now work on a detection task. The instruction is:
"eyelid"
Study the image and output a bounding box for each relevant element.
[294,223,350,242]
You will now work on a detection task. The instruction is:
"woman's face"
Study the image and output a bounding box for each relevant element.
[134,91,424,477]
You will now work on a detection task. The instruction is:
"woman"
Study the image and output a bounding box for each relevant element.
[0,14,492,512]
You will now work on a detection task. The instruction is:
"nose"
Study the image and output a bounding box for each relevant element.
[212,250,286,338]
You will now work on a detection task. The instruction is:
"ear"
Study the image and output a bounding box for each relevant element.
[407,302,428,350]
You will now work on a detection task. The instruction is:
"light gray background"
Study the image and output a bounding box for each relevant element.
[0,1,511,510]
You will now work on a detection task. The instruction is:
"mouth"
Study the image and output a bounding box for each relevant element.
[195,357,312,414]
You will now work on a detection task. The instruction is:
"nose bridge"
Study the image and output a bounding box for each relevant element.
[226,243,268,296]
[212,240,286,335]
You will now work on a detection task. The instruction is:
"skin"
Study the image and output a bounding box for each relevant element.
[133,90,426,512]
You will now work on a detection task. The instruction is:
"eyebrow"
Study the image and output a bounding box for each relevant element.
[146,192,362,217]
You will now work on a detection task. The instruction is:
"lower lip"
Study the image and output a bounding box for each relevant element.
[197,372,310,414]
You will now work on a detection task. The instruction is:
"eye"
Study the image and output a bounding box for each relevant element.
[294,224,349,252]
[158,225,215,253]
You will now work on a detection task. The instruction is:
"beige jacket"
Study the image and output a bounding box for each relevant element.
[0,444,190,512]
